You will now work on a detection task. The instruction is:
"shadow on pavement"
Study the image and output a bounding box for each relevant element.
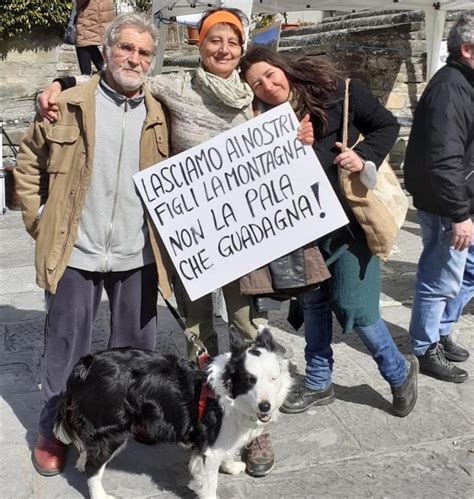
[56,441,198,498]
[331,320,411,355]
[382,258,418,276]
[333,382,392,413]
[0,305,45,461]
[404,206,418,224]
[0,304,45,322]
[0,302,200,498]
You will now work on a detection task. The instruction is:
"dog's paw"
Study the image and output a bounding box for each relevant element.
[75,451,87,472]
[219,459,246,475]
[197,494,216,499]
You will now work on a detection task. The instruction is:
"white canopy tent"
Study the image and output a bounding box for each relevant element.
[152,0,474,79]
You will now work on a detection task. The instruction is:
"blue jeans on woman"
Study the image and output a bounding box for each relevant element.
[303,287,407,390]
[409,210,474,356]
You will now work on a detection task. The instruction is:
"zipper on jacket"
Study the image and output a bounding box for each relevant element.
[103,99,128,271]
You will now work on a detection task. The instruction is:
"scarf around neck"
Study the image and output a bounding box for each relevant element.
[195,67,254,110]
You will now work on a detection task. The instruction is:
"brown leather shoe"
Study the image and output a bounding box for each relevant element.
[32,434,66,476]
[391,355,419,418]
[245,432,275,477]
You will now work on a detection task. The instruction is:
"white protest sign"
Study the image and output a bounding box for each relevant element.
[134,102,348,301]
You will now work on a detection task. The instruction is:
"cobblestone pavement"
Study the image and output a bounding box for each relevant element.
[1,205,473,498]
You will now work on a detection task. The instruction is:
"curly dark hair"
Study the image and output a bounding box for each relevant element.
[198,8,249,47]
[240,46,340,133]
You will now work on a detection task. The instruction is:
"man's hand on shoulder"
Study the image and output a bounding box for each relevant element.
[37,82,62,123]
[451,219,473,251]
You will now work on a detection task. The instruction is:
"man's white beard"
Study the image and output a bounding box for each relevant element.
[107,58,148,93]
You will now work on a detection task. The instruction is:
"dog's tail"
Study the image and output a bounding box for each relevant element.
[53,354,94,447]
[53,394,74,445]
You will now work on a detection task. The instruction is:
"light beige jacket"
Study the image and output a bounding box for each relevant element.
[14,75,174,296]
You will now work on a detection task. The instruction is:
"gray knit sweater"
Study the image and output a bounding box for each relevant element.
[146,70,253,155]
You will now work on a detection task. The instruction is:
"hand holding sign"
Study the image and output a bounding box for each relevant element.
[297,114,314,146]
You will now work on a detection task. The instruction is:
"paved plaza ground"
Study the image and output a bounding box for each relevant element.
[1,203,473,498]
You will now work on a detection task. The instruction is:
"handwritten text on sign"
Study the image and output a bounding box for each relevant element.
[134,103,348,301]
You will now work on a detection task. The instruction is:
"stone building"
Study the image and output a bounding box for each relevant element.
[0,9,464,207]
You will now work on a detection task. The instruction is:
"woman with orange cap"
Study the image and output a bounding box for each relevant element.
[145,10,278,475]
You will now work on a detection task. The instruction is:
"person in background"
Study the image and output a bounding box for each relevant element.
[15,13,172,477]
[403,13,473,383]
[37,7,324,478]
[75,0,115,75]
[240,46,418,418]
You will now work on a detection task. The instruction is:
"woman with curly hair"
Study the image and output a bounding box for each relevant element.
[240,46,418,418]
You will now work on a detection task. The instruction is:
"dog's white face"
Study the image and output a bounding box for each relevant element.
[234,347,292,424]
[208,329,292,425]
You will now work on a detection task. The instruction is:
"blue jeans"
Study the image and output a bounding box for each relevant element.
[409,210,474,355]
[303,288,407,389]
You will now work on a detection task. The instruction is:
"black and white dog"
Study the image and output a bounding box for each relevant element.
[54,327,292,499]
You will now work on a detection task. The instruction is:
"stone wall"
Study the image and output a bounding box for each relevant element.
[0,32,80,168]
[0,10,463,168]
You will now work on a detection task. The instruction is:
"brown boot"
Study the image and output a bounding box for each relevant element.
[245,432,275,477]
[32,434,66,476]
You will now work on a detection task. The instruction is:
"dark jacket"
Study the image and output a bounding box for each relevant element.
[314,78,400,257]
[240,242,330,295]
[404,60,474,222]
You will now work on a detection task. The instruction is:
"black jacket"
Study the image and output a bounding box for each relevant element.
[404,60,474,222]
[314,78,400,253]
[314,78,400,179]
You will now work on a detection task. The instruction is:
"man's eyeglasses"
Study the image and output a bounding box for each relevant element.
[115,42,154,63]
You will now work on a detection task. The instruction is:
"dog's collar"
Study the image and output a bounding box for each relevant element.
[197,353,215,422]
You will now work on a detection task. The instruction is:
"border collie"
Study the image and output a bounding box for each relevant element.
[54,327,292,499]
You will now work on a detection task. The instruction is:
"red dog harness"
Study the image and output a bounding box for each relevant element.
[197,352,215,421]
[157,292,215,422]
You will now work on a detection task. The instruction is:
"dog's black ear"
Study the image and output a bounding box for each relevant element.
[228,325,249,355]
[255,326,276,352]
[222,362,234,395]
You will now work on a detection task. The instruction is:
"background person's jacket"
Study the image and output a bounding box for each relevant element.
[76,0,115,48]
[404,60,474,222]
[14,75,174,297]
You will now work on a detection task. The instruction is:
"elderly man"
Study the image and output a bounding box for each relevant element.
[404,13,474,383]
[15,13,172,476]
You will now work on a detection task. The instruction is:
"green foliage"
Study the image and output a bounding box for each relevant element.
[0,0,72,40]
[127,0,152,14]
[252,14,278,30]
[251,12,288,30]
